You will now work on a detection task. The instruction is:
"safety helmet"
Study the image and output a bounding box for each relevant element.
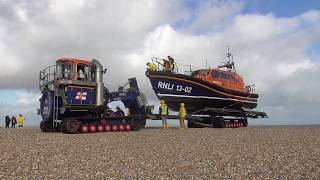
[180,103,185,107]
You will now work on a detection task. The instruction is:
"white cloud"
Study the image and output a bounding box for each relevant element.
[276,59,314,77]
[16,91,41,105]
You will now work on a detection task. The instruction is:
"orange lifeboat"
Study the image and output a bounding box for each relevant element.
[145,50,258,112]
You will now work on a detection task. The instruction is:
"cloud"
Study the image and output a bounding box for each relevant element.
[0,0,320,126]
[0,0,186,89]
[16,91,41,105]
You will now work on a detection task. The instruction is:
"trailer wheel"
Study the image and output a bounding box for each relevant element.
[125,124,131,131]
[40,121,58,132]
[141,118,147,128]
[105,125,111,132]
[97,125,104,132]
[112,125,118,131]
[61,118,81,134]
[187,121,194,128]
[40,121,48,132]
[89,124,97,133]
[215,117,225,128]
[242,118,248,127]
[130,116,141,131]
[188,121,202,128]
[81,125,89,133]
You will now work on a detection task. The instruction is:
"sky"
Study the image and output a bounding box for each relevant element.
[0,0,319,126]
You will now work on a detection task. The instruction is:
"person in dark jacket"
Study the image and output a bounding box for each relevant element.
[5,115,10,128]
[11,115,17,128]
[167,56,175,71]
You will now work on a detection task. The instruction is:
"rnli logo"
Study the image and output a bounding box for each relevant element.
[75,92,87,100]
[158,81,193,94]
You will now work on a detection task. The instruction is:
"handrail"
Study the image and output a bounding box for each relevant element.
[39,65,56,90]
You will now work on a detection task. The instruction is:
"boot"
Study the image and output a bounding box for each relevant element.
[165,123,169,129]
[180,119,186,129]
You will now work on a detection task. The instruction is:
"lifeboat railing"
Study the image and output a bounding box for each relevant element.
[39,65,57,91]
[150,57,179,74]
[150,57,197,76]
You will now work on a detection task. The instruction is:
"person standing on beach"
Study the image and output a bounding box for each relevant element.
[5,115,10,128]
[17,114,25,128]
[179,103,187,129]
[11,115,17,128]
[159,100,169,129]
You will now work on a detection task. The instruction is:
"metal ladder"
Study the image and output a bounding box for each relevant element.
[52,67,61,128]
[52,88,62,127]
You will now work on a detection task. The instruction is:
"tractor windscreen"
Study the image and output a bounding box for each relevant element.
[57,62,73,80]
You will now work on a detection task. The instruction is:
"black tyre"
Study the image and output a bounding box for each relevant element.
[61,118,81,134]
[40,121,48,132]
[242,118,248,127]
[141,118,147,128]
[187,121,204,128]
[214,117,225,128]
[130,116,141,131]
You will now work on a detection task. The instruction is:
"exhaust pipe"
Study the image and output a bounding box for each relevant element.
[92,59,105,107]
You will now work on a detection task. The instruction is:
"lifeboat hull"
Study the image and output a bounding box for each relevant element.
[146,71,258,112]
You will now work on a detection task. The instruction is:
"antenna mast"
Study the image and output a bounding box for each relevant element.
[218,46,235,71]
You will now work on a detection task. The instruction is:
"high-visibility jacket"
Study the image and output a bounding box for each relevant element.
[17,115,24,126]
[159,104,168,116]
[179,106,186,118]
[147,63,158,71]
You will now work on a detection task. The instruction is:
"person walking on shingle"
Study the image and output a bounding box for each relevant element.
[17,114,25,128]
[5,115,10,128]
[11,115,17,128]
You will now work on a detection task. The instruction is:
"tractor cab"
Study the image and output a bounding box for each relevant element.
[39,58,97,92]
[56,58,93,82]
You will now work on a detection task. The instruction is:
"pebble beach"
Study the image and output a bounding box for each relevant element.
[0,127,319,179]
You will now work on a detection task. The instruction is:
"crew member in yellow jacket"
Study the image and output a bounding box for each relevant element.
[146,62,158,71]
[179,103,187,129]
[17,114,25,128]
[159,100,169,129]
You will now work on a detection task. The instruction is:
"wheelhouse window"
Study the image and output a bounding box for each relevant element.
[199,70,210,76]
[227,74,234,81]
[220,72,228,80]
[211,70,220,78]
[191,70,200,77]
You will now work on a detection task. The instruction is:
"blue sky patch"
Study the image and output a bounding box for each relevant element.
[0,90,18,105]
[243,0,320,17]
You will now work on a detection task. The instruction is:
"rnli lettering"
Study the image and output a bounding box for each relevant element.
[157,81,192,94]
[158,81,174,90]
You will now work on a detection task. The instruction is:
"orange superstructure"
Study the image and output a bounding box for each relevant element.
[191,69,245,92]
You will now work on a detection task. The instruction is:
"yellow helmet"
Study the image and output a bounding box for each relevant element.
[180,103,185,107]
[160,100,165,104]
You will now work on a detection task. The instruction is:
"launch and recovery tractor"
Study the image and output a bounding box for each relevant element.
[38,58,151,134]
